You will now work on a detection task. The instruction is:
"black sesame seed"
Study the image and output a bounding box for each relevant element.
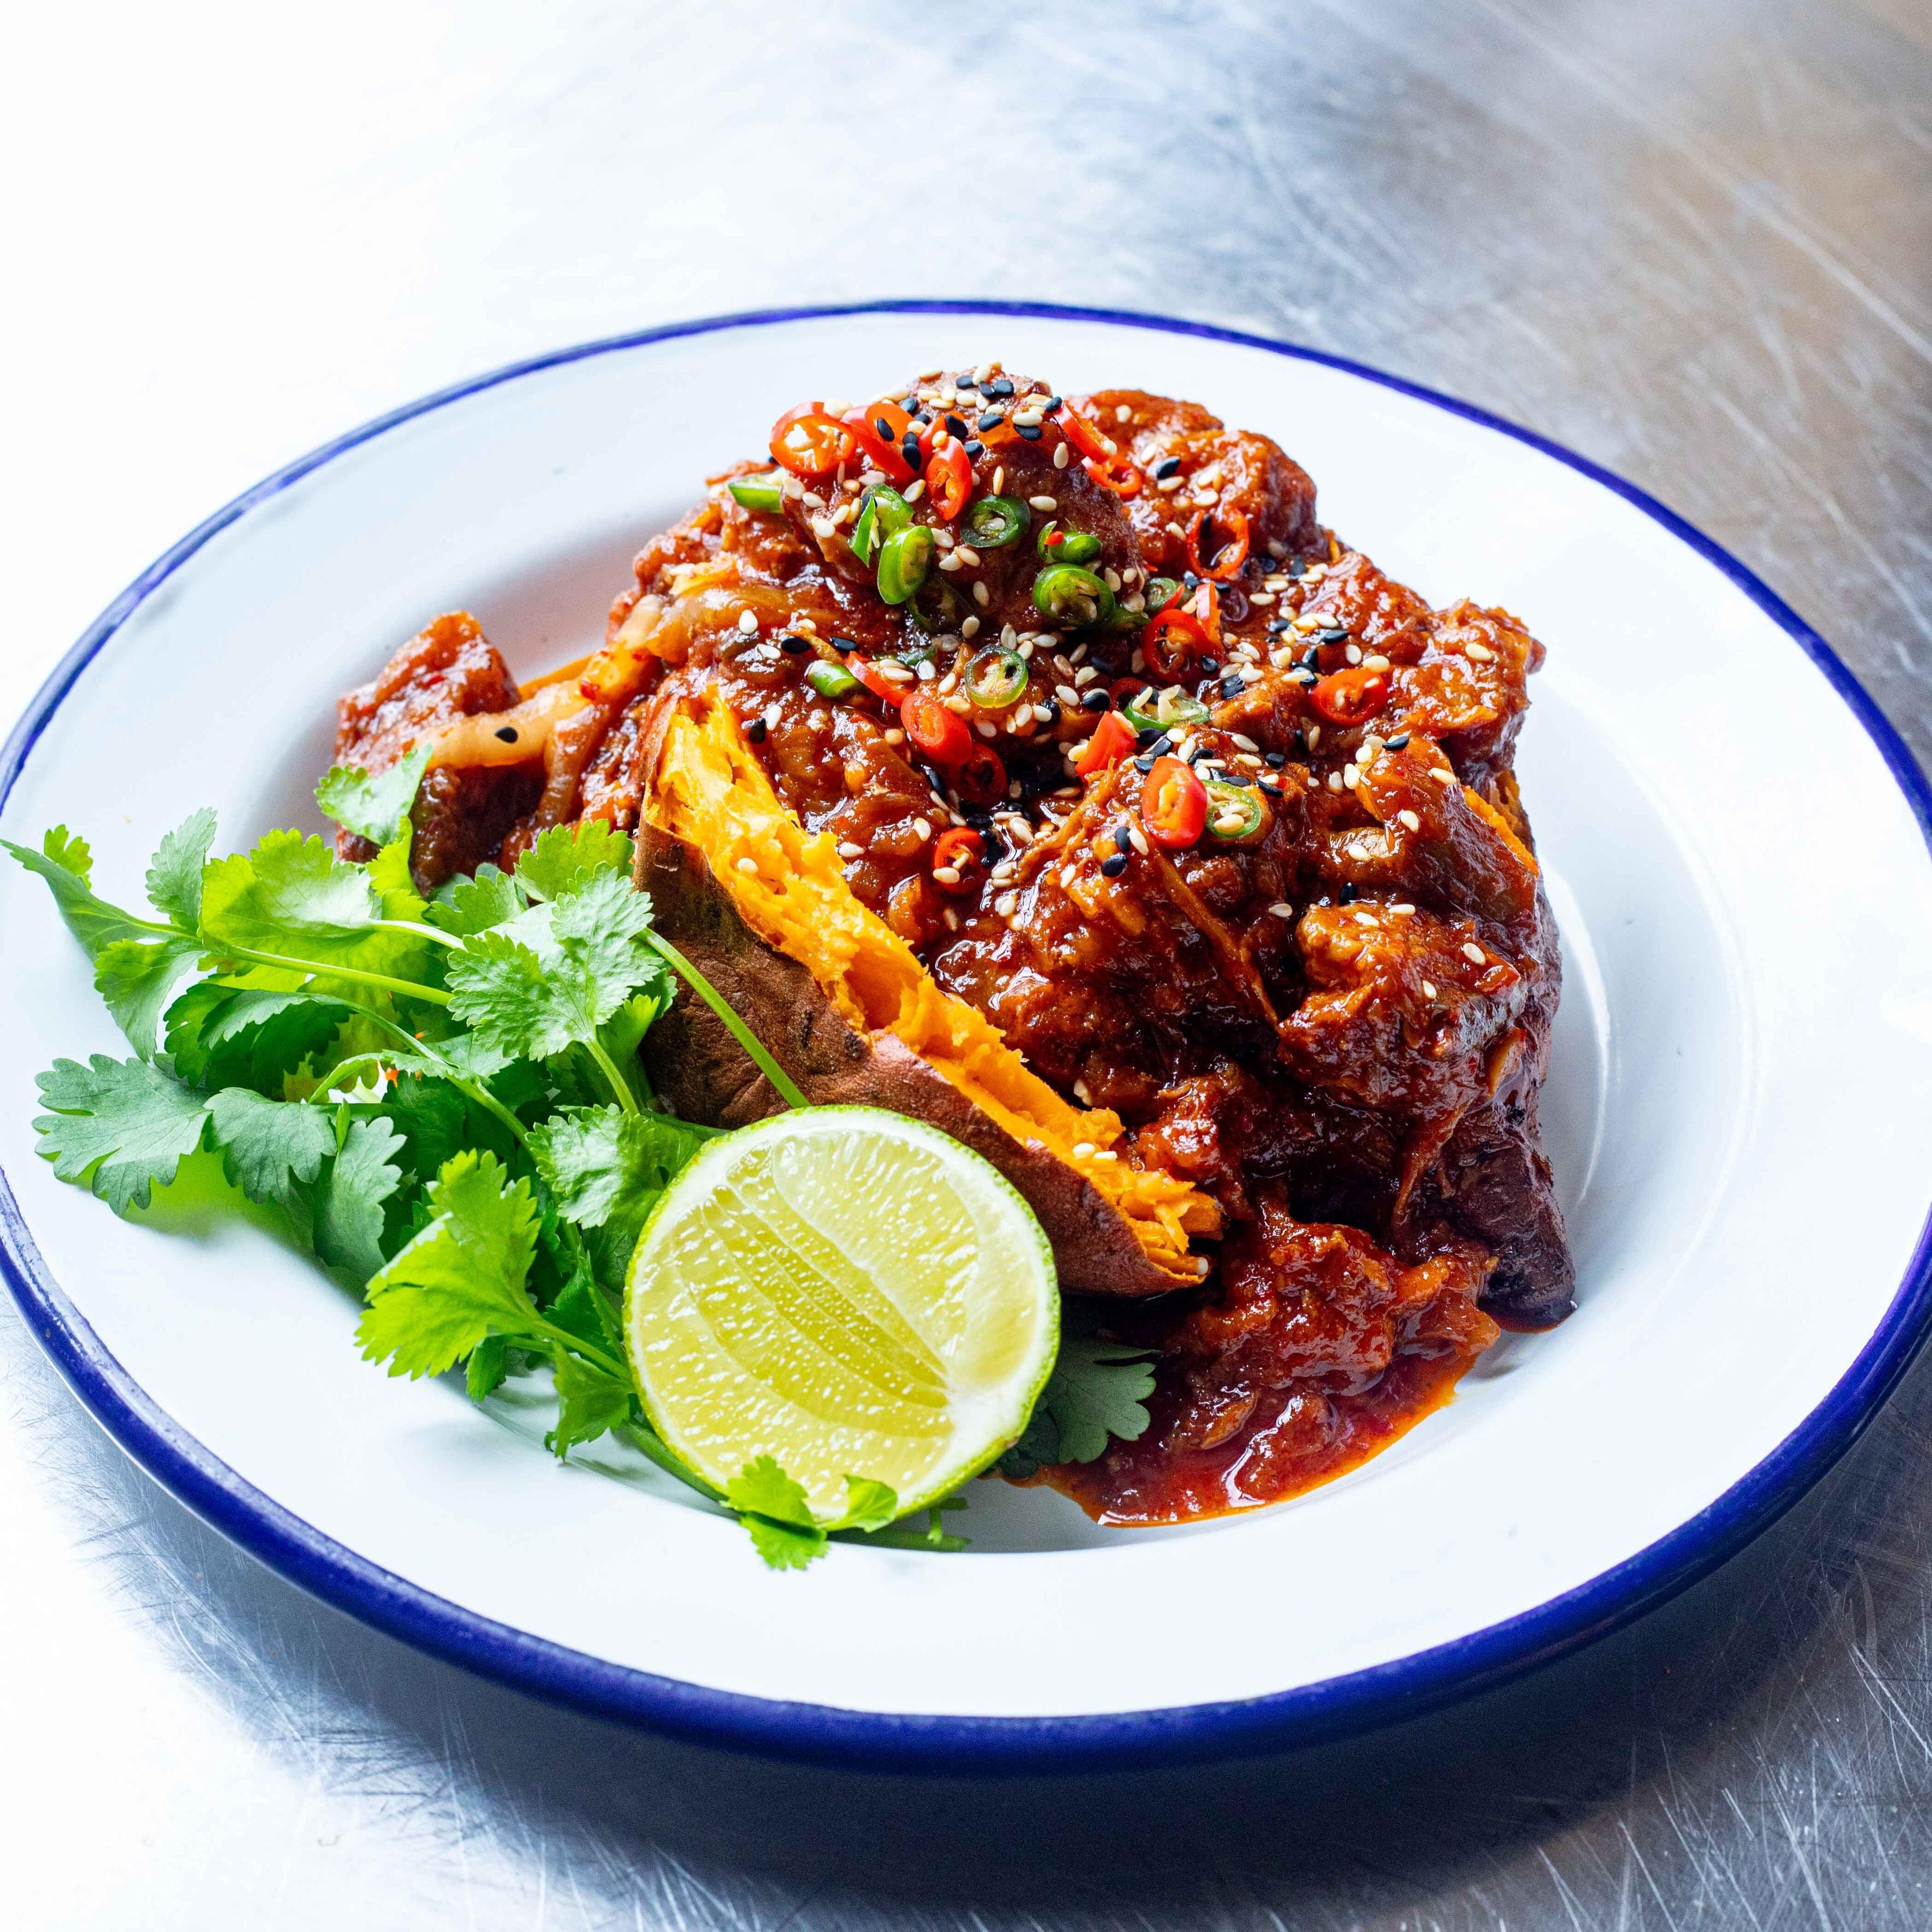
[1198,657,1219,675]
[1038,701,1060,725]
[1146,733,1174,757]
[899,394,921,411]
[901,435,921,467]
[1339,882,1358,904]
[832,635,858,652]
[1385,732,1410,750]
[779,633,810,654]
[1300,647,1322,670]
[744,716,768,744]
[988,377,1014,397]
[977,411,1004,432]
[873,416,894,441]
[1152,456,1181,480]
[1043,395,1062,412]
[964,439,986,460]
[1315,626,1349,644]
[955,376,980,391]
[1100,852,1129,878]
[945,413,968,439]
[1264,750,1286,767]
[1109,821,1132,853]
[1220,675,1243,699]
[1134,755,1157,772]
[494,726,519,744]
[1220,771,1255,787]
[1016,424,1042,440]
[1267,617,1293,633]
[1181,571,1201,590]
[1081,689,1111,712]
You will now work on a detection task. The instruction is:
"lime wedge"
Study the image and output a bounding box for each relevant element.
[624,1106,1060,1522]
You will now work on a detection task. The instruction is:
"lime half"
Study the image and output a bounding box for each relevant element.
[624,1106,1060,1522]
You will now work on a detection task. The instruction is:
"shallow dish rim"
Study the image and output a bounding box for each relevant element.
[4,297,1929,1774]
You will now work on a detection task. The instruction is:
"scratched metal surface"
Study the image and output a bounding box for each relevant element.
[5,0,1931,1923]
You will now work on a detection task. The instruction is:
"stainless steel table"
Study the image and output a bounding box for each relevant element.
[5,1,1929,1923]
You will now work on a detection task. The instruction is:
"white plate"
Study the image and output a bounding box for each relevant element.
[5,302,1930,1769]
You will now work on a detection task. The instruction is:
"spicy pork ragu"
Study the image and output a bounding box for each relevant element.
[334,363,1574,1526]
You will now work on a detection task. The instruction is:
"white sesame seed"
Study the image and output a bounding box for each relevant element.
[976,718,998,737]
[1114,404,1132,424]
[1157,475,1186,493]
[916,659,936,681]
[903,478,925,503]
[1429,767,1456,784]
[736,609,758,634]
[914,817,933,840]
[1363,653,1391,672]
[883,727,905,745]
[937,552,962,573]
[972,582,990,607]
[1269,902,1293,918]
[1055,683,1080,706]
[1422,979,1438,999]
[802,490,826,509]
[1270,648,1294,669]
[992,466,1005,495]
[1053,441,1071,469]
[1463,942,1487,964]
[956,545,982,568]
[1249,591,1275,606]
[735,855,758,875]
[1344,642,1362,665]
[995,892,1018,916]
[763,703,781,728]
[836,842,862,860]
[879,661,914,682]
[1072,1142,1096,1160]
[1029,495,1058,511]
[1231,733,1260,753]
[960,615,981,638]
[1391,903,1415,915]
[810,515,835,539]
[1466,641,1495,662]
[1343,763,1360,788]
[932,864,960,886]
[1128,824,1150,857]
[1213,814,1245,834]
[1327,772,1344,792]
[1398,809,1421,832]
[944,693,971,714]
[1306,725,1322,748]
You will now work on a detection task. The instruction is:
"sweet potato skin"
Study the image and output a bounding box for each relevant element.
[632,823,1195,1298]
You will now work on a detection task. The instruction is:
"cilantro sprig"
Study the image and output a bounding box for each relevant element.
[7,792,898,1568]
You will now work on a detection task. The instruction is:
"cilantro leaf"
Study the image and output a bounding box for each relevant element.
[199,829,421,977]
[368,834,428,924]
[1038,1334,1158,1466]
[33,1055,209,1213]
[356,1149,539,1377]
[548,1349,632,1458]
[7,828,167,957]
[205,1089,336,1207]
[164,985,350,1094]
[310,1114,408,1282]
[546,1254,623,1357]
[741,1514,828,1570]
[315,741,432,849]
[145,809,218,928]
[428,864,523,937]
[514,820,634,902]
[836,1477,900,1534]
[465,1333,510,1403]
[377,1073,472,1186]
[727,1454,817,1525]
[93,936,206,1059]
[527,1103,699,1234]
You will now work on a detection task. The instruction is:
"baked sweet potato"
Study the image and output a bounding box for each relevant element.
[629,685,1223,1296]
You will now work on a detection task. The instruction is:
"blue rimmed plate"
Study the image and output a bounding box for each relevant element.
[4,301,1930,1770]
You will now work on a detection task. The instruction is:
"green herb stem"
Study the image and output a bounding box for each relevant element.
[213,942,453,1007]
[643,932,810,1110]
[583,1036,640,1115]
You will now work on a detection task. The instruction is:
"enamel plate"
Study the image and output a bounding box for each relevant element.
[5,303,1930,1769]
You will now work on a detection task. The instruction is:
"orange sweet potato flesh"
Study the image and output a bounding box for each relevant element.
[632,686,1221,1296]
